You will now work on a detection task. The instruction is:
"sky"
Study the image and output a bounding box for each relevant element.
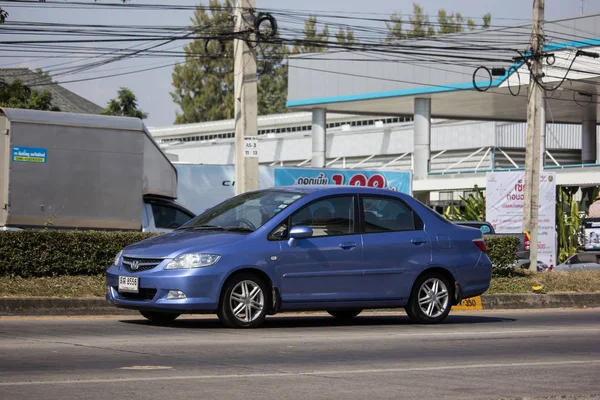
[3,0,600,127]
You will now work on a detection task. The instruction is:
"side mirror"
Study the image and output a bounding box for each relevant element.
[287,225,313,247]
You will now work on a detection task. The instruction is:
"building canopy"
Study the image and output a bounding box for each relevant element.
[286,14,600,124]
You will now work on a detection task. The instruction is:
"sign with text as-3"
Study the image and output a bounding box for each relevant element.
[244,137,259,158]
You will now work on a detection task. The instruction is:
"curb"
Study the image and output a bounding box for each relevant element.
[0,298,137,316]
[480,293,600,309]
[1,293,599,316]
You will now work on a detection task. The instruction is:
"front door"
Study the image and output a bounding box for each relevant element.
[277,195,363,303]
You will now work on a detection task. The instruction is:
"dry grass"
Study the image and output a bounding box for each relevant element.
[488,270,600,294]
[1,271,600,298]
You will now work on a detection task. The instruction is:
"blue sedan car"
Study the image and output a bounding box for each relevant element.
[106,186,492,328]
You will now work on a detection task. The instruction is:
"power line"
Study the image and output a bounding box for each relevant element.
[0,4,594,110]
[0,0,530,23]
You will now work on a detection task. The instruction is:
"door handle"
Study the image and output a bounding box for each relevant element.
[339,242,356,250]
[411,238,427,246]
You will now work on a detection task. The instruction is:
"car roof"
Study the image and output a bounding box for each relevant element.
[267,185,404,195]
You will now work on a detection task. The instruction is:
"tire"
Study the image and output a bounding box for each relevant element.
[217,273,270,329]
[405,272,453,324]
[139,310,180,324]
[327,309,362,320]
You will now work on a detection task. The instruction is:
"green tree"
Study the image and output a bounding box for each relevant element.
[170,0,289,123]
[102,87,147,119]
[335,26,358,46]
[437,10,471,34]
[0,79,60,111]
[171,0,235,124]
[385,12,405,42]
[437,10,478,34]
[437,10,454,35]
[292,15,330,54]
[172,3,354,124]
[467,18,477,31]
[482,13,492,29]
[408,3,435,38]
[257,38,289,116]
[387,3,492,39]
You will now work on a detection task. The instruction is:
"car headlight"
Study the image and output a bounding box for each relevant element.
[164,253,221,270]
[113,250,123,267]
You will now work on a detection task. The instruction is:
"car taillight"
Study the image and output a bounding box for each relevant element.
[524,234,530,250]
[473,238,487,254]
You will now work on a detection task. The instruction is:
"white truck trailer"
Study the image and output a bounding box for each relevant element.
[0,108,195,232]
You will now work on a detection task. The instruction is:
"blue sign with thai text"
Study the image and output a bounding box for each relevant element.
[12,146,47,163]
[274,167,412,194]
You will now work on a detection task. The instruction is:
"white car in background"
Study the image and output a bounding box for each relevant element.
[555,252,600,271]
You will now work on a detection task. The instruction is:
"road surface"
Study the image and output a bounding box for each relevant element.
[1,309,600,399]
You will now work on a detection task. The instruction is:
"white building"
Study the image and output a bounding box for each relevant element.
[150,112,600,209]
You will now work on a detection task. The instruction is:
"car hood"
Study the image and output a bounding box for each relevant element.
[123,230,246,258]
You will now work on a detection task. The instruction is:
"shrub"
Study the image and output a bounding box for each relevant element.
[0,231,158,278]
[484,235,521,277]
[0,230,522,279]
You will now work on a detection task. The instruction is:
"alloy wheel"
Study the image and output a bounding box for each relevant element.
[229,280,265,323]
[417,277,450,318]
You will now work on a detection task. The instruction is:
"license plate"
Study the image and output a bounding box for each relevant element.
[118,276,139,293]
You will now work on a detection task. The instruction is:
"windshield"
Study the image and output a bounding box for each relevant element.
[180,190,305,232]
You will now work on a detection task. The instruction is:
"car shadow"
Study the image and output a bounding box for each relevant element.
[119,312,516,330]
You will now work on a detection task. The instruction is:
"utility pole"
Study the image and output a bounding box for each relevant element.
[234,0,259,195]
[523,0,545,271]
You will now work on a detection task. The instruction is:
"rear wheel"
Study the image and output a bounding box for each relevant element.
[139,310,180,324]
[327,309,362,320]
[405,272,453,324]
[217,273,270,329]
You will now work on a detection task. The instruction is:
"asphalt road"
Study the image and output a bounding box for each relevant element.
[1,309,600,400]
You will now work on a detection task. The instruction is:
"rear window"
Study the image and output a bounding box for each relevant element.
[428,207,453,225]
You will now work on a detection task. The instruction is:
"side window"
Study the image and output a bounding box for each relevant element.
[291,196,355,237]
[362,196,422,233]
[151,204,194,229]
[268,222,288,241]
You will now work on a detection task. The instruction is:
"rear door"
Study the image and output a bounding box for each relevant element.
[360,194,432,301]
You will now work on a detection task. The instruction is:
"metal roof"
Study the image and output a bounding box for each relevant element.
[0,68,104,115]
[286,13,600,124]
[0,107,145,131]
[147,112,395,138]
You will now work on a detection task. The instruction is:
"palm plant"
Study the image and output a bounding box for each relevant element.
[444,185,485,221]
[556,186,600,263]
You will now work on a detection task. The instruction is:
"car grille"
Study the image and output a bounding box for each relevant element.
[122,257,164,272]
[117,288,157,301]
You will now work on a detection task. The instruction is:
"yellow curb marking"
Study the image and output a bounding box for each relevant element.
[452,296,483,311]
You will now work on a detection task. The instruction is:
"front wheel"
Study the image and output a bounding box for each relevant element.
[139,310,180,324]
[405,273,453,324]
[217,273,270,328]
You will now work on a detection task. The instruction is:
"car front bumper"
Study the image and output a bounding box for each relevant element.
[105,265,222,313]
